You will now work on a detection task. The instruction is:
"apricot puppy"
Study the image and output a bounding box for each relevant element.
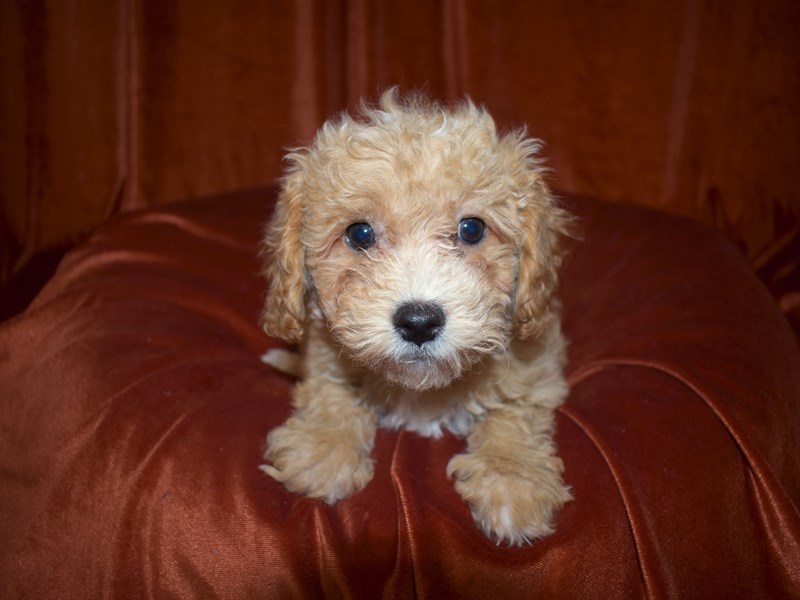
[260,89,571,545]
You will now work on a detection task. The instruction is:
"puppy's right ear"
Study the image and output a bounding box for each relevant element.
[261,169,306,343]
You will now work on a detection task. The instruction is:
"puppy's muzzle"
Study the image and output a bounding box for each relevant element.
[393,301,445,347]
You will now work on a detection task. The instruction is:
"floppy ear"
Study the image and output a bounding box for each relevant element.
[261,169,307,343]
[513,173,571,340]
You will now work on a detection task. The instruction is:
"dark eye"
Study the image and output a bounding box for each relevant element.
[457,217,486,245]
[345,222,376,251]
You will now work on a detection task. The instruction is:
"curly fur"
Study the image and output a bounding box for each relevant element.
[259,89,572,545]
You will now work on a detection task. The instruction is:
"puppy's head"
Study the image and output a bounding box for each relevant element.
[262,90,569,391]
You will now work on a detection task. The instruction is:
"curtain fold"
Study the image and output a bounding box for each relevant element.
[2,0,799,313]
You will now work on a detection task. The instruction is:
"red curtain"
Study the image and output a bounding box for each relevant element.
[2,0,799,307]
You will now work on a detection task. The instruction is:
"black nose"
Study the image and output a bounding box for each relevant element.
[393,302,446,347]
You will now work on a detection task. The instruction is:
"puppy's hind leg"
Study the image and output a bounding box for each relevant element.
[261,347,301,378]
[260,376,378,504]
[447,403,571,545]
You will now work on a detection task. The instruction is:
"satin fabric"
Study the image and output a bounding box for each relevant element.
[1,188,798,598]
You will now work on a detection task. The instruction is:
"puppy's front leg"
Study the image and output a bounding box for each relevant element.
[447,404,571,545]
[260,377,377,504]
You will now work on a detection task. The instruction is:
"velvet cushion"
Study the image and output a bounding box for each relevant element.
[1,187,799,598]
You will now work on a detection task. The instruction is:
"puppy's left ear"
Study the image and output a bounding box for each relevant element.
[261,169,307,343]
[513,172,571,340]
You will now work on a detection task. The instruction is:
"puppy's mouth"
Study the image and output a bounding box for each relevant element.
[341,328,485,391]
[383,353,462,391]
[329,299,504,391]
[396,347,445,371]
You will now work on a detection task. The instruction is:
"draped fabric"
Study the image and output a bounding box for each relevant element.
[1,188,799,597]
[2,1,799,326]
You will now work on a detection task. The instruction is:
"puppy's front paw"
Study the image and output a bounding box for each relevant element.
[447,451,571,546]
[260,418,374,504]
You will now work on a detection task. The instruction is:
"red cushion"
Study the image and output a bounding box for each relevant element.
[1,188,799,597]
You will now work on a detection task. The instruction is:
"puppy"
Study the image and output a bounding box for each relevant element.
[259,89,571,545]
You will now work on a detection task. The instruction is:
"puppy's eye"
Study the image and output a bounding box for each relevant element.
[457,217,486,245]
[345,222,376,251]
